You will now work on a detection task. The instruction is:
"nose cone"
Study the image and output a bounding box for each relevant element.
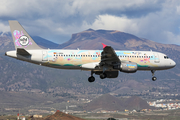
[170,59,176,68]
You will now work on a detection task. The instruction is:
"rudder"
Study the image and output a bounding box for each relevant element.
[9,20,42,50]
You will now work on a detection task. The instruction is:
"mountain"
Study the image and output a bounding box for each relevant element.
[0,30,180,96]
[124,96,153,111]
[0,33,14,52]
[58,29,180,62]
[0,32,59,52]
[58,29,179,51]
[32,36,59,49]
[83,94,125,111]
[83,94,154,111]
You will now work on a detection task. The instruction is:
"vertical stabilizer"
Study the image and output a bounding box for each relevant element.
[9,20,42,50]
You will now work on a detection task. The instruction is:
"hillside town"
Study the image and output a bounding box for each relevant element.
[148,99,180,110]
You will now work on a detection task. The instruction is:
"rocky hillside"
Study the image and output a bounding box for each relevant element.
[43,110,85,120]
[83,94,154,111]
[84,94,125,111]
[30,110,85,120]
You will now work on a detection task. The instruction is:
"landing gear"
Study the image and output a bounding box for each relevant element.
[88,76,95,82]
[100,73,107,79]
[88,71,95,82]
[88,71,108,82]
[151,70,157,81]
[152,76,157,81]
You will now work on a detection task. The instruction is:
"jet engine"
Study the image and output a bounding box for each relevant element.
[113,62,137,73]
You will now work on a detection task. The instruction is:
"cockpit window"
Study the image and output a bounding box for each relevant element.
[164,56,169,59]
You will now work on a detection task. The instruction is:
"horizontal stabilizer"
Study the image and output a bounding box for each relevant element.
[17,48,31,56]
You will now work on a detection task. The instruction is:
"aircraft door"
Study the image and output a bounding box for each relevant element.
[153,53,160,63]
[42,51,48,61]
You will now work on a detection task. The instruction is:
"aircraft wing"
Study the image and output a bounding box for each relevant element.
[100,43,120,67]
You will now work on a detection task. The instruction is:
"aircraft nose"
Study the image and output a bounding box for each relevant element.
[170,59,176,68]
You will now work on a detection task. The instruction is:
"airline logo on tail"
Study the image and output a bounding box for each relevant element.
[13,30,32,47]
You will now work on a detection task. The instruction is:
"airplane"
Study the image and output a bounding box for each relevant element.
[5,21,176,82]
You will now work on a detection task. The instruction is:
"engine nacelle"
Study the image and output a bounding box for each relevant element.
[113,62,137,73]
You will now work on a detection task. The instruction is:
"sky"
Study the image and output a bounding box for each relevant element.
[0,0,180,45]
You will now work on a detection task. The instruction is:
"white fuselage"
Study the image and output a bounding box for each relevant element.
[5,49,176,71]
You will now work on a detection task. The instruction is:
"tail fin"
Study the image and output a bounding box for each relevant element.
[9,20,42,50]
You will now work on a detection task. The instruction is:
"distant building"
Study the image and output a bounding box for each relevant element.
[125,109,129,112]
[33,115,43,118]
[20,116,25,120]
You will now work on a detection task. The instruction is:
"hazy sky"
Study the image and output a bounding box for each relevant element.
[0,0,180,45]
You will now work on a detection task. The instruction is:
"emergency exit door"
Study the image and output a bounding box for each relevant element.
[42,51,48,61]
[153,53,160,63]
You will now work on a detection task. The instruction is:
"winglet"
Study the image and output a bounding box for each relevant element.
[102,43,107,48]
